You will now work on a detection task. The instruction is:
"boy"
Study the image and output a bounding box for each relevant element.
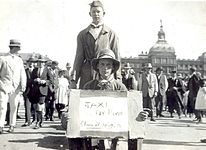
[83,49,148,150]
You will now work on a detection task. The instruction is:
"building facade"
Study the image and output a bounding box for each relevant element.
[121,21,206,78]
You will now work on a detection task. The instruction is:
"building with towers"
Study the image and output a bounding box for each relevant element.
[121,20,206,78]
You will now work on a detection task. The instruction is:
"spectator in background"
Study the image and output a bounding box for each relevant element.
[64,62,75,89]
[155,67,168,117]
[195,76,206,123]
[138,63,158,121]
[31,56,52,129]
[187,67,200,119]
[166,70,185,118]
[64,62,71,81]
[22,57,37,127]
[0,56,12,134]
[45,61,59,121]
[71,0,121,89]
[56,69,69,119]
[122,63,137,90]
[1,39,26,133]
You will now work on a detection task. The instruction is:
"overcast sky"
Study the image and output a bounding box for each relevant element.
[0,0,206,68]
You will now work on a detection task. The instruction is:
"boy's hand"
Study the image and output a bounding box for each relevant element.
[136,108,150,121]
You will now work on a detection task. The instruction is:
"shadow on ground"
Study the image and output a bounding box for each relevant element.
[9,135,70,150]
[143,139,206,147]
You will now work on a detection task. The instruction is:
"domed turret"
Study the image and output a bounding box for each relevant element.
[149,20,175,54]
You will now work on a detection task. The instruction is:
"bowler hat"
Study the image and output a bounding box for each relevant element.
[171,70,177,73]
[27,57,37,62]
[89,1,104,9]
[66,62,71,68]
[37,55,47,62]
[46,60,52,66]
[9,39,21,47]
[190,67,196,72]
[124,63,132,69]
[92,49,120,73]
[144,63,152,69]
[156,67,164,72]
[52,60,58,66]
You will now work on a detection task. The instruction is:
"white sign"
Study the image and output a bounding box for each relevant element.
[79,97,128,132]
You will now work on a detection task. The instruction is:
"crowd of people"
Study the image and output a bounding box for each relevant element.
[0,0,205,149]
[0,39,72,133]
[122,62,206,123]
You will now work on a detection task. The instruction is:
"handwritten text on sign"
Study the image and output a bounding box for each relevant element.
[79,97,128,132]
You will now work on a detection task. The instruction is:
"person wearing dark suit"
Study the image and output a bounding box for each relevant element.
[187,67,200,120]
[22,58,37,127]
[45,61,59,121]
[31,57,52,129]
[166,70,185,118]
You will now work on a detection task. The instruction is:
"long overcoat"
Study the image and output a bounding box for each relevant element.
[72,24,120,89]
[166,77,185,112]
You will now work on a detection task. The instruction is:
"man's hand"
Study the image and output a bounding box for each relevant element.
[34,78,40,82]
[153,91,158,97]
[173,87,178,90]
[70,80,77,89]
[39,80,46,84]
[136,108,150,121]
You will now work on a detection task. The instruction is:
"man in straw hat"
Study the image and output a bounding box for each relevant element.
[71,0,121,89]
[80,49,148,150]
[0,39,26,133]
[155,67,168,118]
[30,56,52,129]
[122,63,137,90]
[138,63,158,121]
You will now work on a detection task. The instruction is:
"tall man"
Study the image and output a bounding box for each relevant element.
[155,67,168,117]
[0,56,13,134]
[45,61,59,121]
[71,0,120,89]
[166,70,185,118]
[0,39,26,133]
[31,57,52,129]
[22,57,37,127]
[138,63,158,121]
[187,67,200,119]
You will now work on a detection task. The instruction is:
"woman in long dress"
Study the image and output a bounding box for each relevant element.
[195,77,206,123]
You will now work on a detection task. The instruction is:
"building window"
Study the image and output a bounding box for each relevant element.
[156,58,160,64]
[168,58,174,64]
[161,58,167,64]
